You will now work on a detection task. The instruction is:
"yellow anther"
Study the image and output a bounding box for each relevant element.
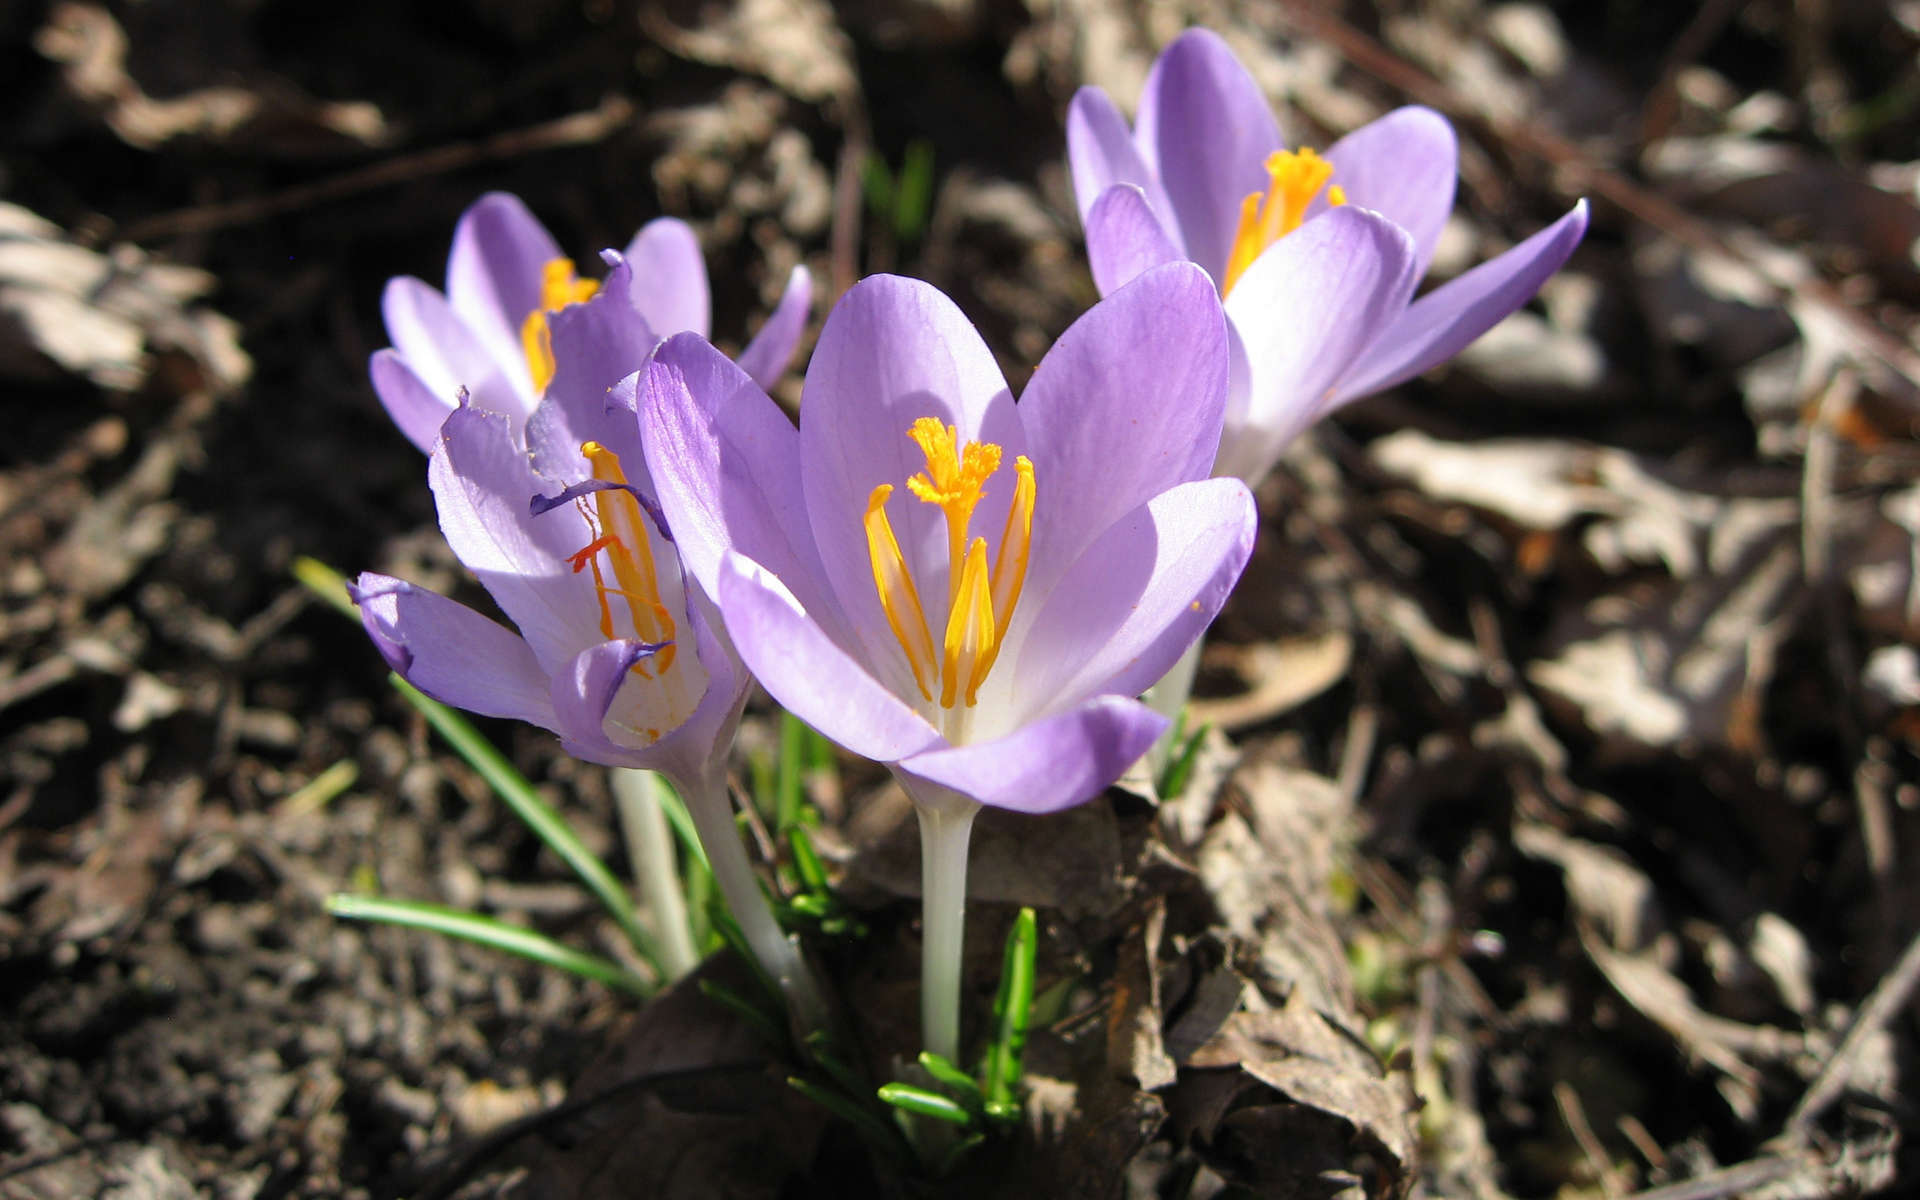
[519,258,602,393]
[865,484,937,701]
[941,538,996,708]
[1221,148,1347,296]
[864,425,1036,713]
[572,441,675,675]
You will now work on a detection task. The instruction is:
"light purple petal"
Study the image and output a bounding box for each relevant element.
[1015,262,1227,608]
[551,640,666,770]
[638,333,848,647]
[1084,184,1186,296]
[896,695,1166,814]
[641,591,749,783]
[1065,87,1179,249]
[716,552,940,763]
[1220,206,1420,481]
[1136,28,1284,282]
[623,217,711,340]
[445,193,566,391]
[430,404,600,672]
[798,275,1023,689]
[526,255,658,482]
[1013,477,1255,716]
[369,349,455,454]
[1322,106,1458,278]
[381,276,526,420]
[734,264,813,391]
[1337,200,1590,400]
[349,572,559,730]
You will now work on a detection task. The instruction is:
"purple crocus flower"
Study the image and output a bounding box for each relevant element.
[639,263,1255,1057]
[1067,27,1589,484]
[353,254,745,786]
[372,191,812,453]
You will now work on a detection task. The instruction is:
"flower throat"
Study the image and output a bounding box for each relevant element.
[865,418,1034,711]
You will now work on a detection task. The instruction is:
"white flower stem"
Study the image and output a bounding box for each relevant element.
[610,767,700,981]
[1143,638,1205,772]
[677,764,828,1034]
[914,794,981,1064]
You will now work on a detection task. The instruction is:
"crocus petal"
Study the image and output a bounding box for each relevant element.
[638,334,849,645]
[716,552,941,762]
[897,695,1166,814]
[1322,106,1458,278]
[1065,87,1179,247]
[369,349,456,454]
[382,276,522,418]
[1136,27,1284,282]
[350,572,559,729]
[526,256,657,481]
[798,275,1024,676]
[623,217,711,341]
[1336,200,1590,400]
[1015,261,1227,608]
[430,405,600,672]
[1013,477,1255,716]
[551,640,668,770]
[1084,184,1186,296]
[445,193,566,389]
[734,264,813,391]
[641,593,749,782]
[1221,206,1419,480]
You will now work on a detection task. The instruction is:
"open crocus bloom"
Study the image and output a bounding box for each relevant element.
[640,264,1257,817]
[372,191,812,453]
[1067,27,1589,485]
[352,255,745,787]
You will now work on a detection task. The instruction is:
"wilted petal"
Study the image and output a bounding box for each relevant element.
[798,275,1024,674]
[1323,106,1457,278]
[1338,200,1590,400]
[1222,206,1419,478]
[446,193,566,388]
[430,405,599,671]
[716,553,941,762]
[350,573,559,729]
[897,695,1166,814]
[735,264,813,391]
[623,217,711,341]
[1084,185,1186,296]
[369,349,455,454]
[1065,87,1178,245]
[1013,478,1254,714]
[1136,28,1284,281]
[1017,262,1227,606]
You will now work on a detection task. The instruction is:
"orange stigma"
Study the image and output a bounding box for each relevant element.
[567,442,676,677]
[1220,148,1346,295]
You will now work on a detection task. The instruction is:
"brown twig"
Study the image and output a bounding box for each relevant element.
[1781,922,1920,1137]
[114,95,638,244]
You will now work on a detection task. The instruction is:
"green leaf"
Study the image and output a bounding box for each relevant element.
[981,907,1037,1112]
[877,1083,973,1126]
[292,556,358,618]
[388,674,662,972]
[893,138,936,242]
[789,1076,910,1162]
[327,893,651,996]
[787,823,830,895]
[916,1052,984,1116]
[1156,717,1211,800]
[698,978,786,1049]
[776,710,805,831]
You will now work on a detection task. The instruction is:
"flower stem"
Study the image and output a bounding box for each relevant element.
[676,764,827,1034]
[914,794,981,1064]
[610,767,700,981]
[1143,638,1204,773]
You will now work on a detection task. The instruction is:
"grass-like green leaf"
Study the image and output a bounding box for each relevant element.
[327,893,650,996]
[981,906,1036,1114]
[1156,715,1211,800]
[877,1082,973,1126]
[292,555,358,618]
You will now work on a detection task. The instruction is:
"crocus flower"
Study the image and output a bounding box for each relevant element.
[639,263,1256,1057]
[1067,27,1589,485]
[351,256,820,1022]
[372,191,812,453]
